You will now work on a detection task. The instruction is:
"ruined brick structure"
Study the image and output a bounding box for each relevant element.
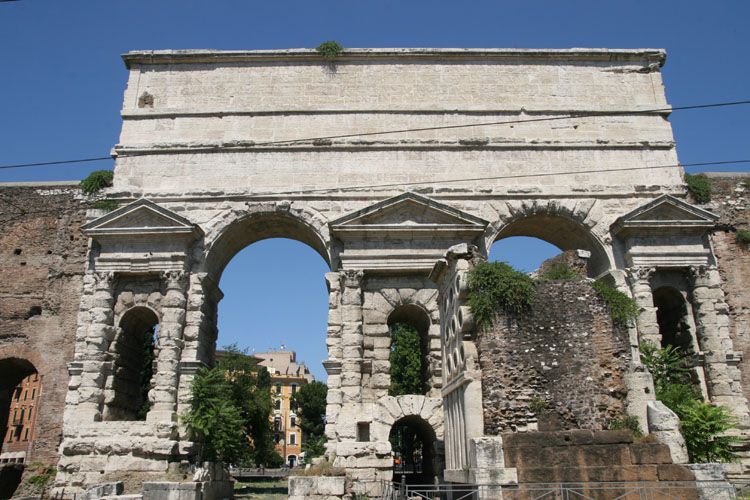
[477,279,632,435]
[0,183,87,494]
[0,48,744,498]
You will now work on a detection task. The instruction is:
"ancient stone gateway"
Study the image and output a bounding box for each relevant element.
[54,48,749,496]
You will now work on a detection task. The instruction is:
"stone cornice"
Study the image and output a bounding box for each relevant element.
[112,140,675,156]
[123,47,666,68]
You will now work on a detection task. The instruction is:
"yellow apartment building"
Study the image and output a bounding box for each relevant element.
[254,351,313,467]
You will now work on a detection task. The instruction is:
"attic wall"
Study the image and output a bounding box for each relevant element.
[476,280,631,434]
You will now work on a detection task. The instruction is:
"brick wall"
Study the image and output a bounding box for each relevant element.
[476,280,631,434]
[0,183,87,464]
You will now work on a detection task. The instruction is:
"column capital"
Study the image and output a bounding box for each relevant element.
[162,270,187,291]
[342,269,364,288]
[92,271,116,290]
[625,266,656,286]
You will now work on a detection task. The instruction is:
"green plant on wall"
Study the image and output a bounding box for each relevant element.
[591,280,638,327]
[539,263,580,281]
[607,414,643,438]
[316,41,344,60]
[684,174,712,204]
[80,170,114,195]
[466,261,534,327]
[736,229,750,244]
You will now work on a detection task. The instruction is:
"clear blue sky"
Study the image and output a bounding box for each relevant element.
[1,1,748,379]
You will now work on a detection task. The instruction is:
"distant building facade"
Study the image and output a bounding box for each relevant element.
[255,351,313,467]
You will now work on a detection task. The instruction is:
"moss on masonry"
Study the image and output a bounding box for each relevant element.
[736,229,750,244]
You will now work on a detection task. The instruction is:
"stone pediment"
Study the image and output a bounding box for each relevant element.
[611,195,718,236]
[82,198,202,237]
[330,193,487,273]
[330,192,487,237]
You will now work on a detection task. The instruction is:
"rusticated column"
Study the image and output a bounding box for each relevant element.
[176,273,222,425]
[690,265,750,427]
[323,272,343,453]
[627,267,660,347]
[68,271,116,421]
[339,270,365,403]
[148,270,188,422]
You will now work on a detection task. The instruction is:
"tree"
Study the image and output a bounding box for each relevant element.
[184,344,279,467]
[183,366,248,464]
[388,323,423,396]
[216,344,277,466]
[292,380,328,459]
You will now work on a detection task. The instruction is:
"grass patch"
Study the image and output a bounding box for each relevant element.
[736,230,750,244]
[607,414,643,438]
[315,41,344,60]
[289,459,345,477]
[80,170,114,195]
[539,263,581,281]
[684,174,712,204]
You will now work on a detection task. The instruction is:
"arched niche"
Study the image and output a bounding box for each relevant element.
[653,286,693,351]
[387,304,432,396]
[103,306,159,421]
[204,210,332,283]
[490,212,611,278]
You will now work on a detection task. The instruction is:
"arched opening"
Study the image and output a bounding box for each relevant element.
[490,213,611,277]
[104,307,158,421]
[203,212,331,468]
[653,286,693,351]
[390,415,437,485]
[387,305,432,396]
[490,236,562,273]
[0,358,39,464]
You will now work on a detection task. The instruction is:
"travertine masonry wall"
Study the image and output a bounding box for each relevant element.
[477,280,631,434]
[0,183,87,464]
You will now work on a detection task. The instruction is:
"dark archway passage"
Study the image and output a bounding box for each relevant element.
[653,286,693,351]
[390,415,437,485]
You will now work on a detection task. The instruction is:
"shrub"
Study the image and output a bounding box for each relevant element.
[607,415,643,438]
[80,170,114,195]
[640,342,738,463]
[736,229,750,244]
[685,174,712,204]
[539,263,580,281]
[591,280,639,327]
[466,261,534,327]
[679,400,739,463]
[315,41,344,60]
[529,396,548,415]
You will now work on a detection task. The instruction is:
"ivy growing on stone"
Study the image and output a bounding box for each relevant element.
[684,174,712,204]
[315,41,344,60]
[80,170,114,195]
[466,261,534,327]
[591,280,638,327]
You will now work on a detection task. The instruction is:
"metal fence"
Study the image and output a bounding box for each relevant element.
[379,481,741,500]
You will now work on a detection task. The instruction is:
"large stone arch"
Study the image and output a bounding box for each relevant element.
[485,199,613,277]
[201,201,333,282]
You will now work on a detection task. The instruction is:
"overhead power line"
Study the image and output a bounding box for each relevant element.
[1,99,749,171]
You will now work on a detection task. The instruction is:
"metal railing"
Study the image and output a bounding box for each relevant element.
[378,481,740,500]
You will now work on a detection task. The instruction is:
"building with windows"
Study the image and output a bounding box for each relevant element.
[1,371,42,464]
[254,351,313,467]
